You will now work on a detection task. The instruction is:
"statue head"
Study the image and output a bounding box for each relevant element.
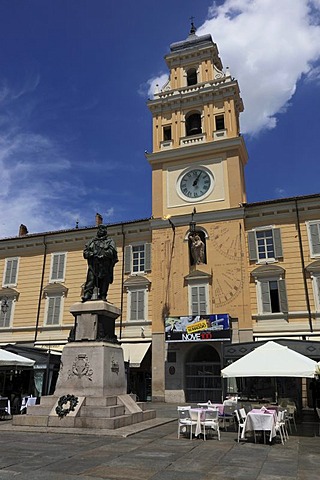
[97,224,108,238]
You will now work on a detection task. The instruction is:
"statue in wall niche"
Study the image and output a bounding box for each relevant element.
[82,224,118,302]
[189,232,205,265]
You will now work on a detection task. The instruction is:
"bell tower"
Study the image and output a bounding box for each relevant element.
[146,23,248,220]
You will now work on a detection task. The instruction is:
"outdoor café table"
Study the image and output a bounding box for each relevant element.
[241,408,277,443]
[190,408,212,437]
[197,403,224,415]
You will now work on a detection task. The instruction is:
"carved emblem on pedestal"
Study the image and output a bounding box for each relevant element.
[111,356,119,375]
[68,354,93,381]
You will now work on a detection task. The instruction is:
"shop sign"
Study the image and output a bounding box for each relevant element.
[165,314,230,342]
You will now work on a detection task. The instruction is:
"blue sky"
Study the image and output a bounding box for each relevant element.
[1,0,320,238]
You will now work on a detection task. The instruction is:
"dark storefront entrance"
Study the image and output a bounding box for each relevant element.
[185,344,222,402]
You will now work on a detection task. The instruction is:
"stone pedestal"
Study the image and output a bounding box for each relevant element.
[70,300,121,342]
[54,341,126,397]
[13,300,156,430]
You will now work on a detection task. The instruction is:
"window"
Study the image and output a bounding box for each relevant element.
[124,244,151,274]
[50,253,66,282]
[186,68,197,86]
[45,294,63,325]
[0,297,14,328]
[189,284,208,315]
[308,221,320,257]
[129,288,146,321]
[312,275,320,311]
[248,228,283,262]
[185,113,202,136]
[3,258,19,286]
[215,115,225,131]
[163,126,172,141]
[252,265,288,315]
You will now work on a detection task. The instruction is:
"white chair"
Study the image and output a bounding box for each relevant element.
[239,408,247,420]
[285,405,297,433]
[275,410,287,445]
[234,409,245,442]
[219,404,236,430]
[177,406,196,440]
[316,407,320,436]
[201,408,220,441]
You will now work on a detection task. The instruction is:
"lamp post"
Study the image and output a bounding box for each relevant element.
[1,296,9,315]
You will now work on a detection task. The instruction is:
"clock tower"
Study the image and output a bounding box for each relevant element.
[147,24,252,403]
[146,23,248,219]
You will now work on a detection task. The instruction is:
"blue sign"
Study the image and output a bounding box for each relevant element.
[165,314,231,342]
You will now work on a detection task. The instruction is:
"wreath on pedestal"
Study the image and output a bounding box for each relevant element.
[55,394,79,419]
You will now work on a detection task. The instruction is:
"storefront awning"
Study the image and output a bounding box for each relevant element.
[121,342,151,368]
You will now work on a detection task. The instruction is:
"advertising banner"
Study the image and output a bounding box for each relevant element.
[165,314,231,342]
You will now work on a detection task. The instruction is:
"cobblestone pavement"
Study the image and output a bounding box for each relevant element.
[0,404,319,479]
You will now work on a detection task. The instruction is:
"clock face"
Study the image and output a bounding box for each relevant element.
[178,167,213,201]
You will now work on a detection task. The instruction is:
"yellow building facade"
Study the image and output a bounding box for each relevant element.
[1,26,320,404]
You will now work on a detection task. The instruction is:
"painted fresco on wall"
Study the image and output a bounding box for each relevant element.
[165,314,230,342]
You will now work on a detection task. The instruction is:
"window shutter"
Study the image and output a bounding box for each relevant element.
[198,286,207,315]
[273,228,283,259]
[248,232,258,261]
[4,259,18,285]
[51,254,66,281]
[124,246,132,274]
[278,279,288,313]
[191,285,207,315]
[137,290,145,319]
[260,281,271,313]
[47,296,61,325]
[145,243,151,272]
[310,223,320,256]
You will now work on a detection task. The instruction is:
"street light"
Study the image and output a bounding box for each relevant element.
[1,296,9,315]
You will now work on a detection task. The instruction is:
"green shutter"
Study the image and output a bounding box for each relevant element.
[278,279,288,313]
[248,231,258,261]
[124,246,132,274]
[199,286,207,315]
[260,281,271,313]
[145,243,151,272]
[273,228,283,258]
[310,223,320,256]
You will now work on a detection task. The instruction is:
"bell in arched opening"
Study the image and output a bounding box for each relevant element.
[186,113,202,136]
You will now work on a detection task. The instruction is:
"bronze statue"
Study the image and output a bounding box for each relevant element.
[82,224,118,302]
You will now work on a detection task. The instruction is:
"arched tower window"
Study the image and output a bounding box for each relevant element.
[187,68,197,86]
[186,112,202,136]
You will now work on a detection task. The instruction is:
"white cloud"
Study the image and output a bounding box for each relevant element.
[147,0,320,136]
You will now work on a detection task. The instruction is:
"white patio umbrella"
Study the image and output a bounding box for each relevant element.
[221,341,316,378]
[0,349,35,367]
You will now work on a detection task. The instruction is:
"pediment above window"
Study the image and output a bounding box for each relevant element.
[0,287,19,300]
[43,283,68,297]
[251,265,285,279]
[184,269,212,283]
[123,275,151,289]
[305,260,320,274]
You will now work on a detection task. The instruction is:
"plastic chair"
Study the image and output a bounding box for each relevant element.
[177,406,196,440]
[234,409,245,442]
[316,407,320,436]
[284,405,297,434]
[219,404,236,430]
[275,410,286,445]
[201,408,220,441]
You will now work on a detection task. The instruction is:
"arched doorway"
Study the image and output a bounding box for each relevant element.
[185,344,222,402]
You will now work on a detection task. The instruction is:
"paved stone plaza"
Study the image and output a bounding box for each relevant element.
[0,404,319,479]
